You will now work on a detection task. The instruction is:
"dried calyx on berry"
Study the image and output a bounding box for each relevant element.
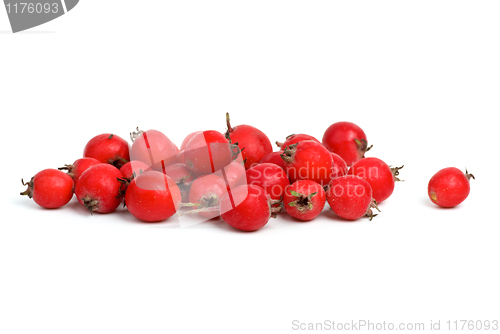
[224,112,273,169]
[130,127,144,142]
[269,199,282,218]
[390,165,404,182]
[364,199,380,221]
[465,168,475,181]
[81,195,99,215]
[287,190,317,212]
[275,133,296,149]
[280,143,298,164]
[354,138,372,159]
[20,178,34,198]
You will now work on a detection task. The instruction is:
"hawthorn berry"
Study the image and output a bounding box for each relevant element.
[322,122,370,166]
[180,131,202,151]
[326,175,379,220]
[220,184,279,231]
[225,113,273,169]
[348,157,403,203]
[74,164,124,214]
[246,163,290,201]
[259,150,286,169]
[130,128,179,172]
[125,171,182,222]
[21,169,74,209]
[83,133,130,168]
[283,180,326,221]
[276,133,320,150]
[183,130,233,175]
[58,157,102,185]
[119,160,151,180]
[428,167,474,208]
[281,141,333,186]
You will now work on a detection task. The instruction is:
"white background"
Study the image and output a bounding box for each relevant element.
[1,1,499,333]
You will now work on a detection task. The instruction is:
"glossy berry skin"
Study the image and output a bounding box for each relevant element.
[283,180,326,221]
[226,114,273,169]
[330,152,348,179]
[220,184,272,232]
[259,151,285,169]
[184,131,233,175]
[74,164,124,214]
[180,131,202,151]
[163,163,196,203]
[21,169,74,209]
[188,160,246,194]
[246,163,290,201]
[348,157,397,203]
[59,157,102,185]
[428,167,474,208]
[130,129,179,172]
[120,160,151,180]
[189,174,227,218]
[125,171,182,222]
[281,140,333,186]
[322,122,369,166]
[216,160,247,190]
[84,133,130,168]
[276,133,320,150]
[326,175,374,221]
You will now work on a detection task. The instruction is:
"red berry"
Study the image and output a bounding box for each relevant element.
[180,131,202,151]
[281,141,333,186]
[163,163,196,203]
[322,122,370,166]
[276,133,320,150]
[74,164,124,214]
[119,160,151,180]
[21,169,74,209]
[83,133,130,168]
[225,113,273,169]
[246,163,290,201]
[188,174,228,218]
[220,184,276,231]
[283,180,326,221]
[326,175,378,220]
[130,129,179,172]
[428,167,474,208]
[183,130,233,175]
[348,157,403,203]
[58,157,102,184]
[259,150,286,169]
[125,171,182,222]
[220,160,247,190]
[330,152,348,179]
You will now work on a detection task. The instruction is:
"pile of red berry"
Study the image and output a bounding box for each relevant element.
[20,114,474,231]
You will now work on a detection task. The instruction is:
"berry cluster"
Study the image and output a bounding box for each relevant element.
[20,114,474,231]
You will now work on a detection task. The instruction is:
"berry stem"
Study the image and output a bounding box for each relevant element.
[177,206,220,217]
[226,112,234,133]
[465,168,475,181]
[130,127,144,142]
[390,165,404,182]
[179,202,200,207]
[20,178,33,198]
